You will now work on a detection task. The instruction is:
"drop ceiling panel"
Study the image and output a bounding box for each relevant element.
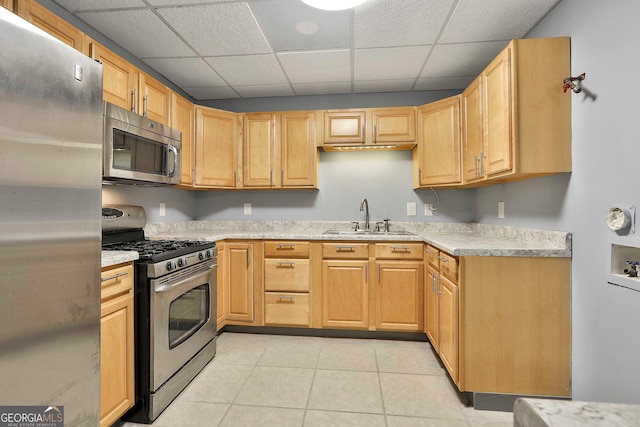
[251,0,350,52]
[205,55,288,86]
[440,0,560,43]
[157,3,271,56]
[53,0,145,11]
[278,50,351,84]
[183,86,238,100]
[147,0,226,5]
[420,41,508,78]
[77,9,194,58]
[143,58,226,87]
[234,84,295,98]
[355,46,430,81]
[354,0,454,48]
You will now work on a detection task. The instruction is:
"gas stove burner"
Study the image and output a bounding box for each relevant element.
[102,238,216,262]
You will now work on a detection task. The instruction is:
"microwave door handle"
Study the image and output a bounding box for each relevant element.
[167,144,178,177]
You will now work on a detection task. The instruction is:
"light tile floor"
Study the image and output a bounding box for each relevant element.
[122,332,514,427]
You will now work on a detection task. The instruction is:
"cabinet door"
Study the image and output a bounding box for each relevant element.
[371,108,416,143]
[100,294,134,427]
[376,261,423,331]
[89,40,138,112]
[425,264,439,351]
[484,46,513,177]
[322,260,369,329]
[243,113,276,187]
[171,93,195,185]
[1,0,14,12]
[416,97,461,186]
[17,0,86,52]
[280,112,317,187]
[438,275,459,383]
[139,73,170,125]
[226,243,254,322]
[462,75,484,183]
[323,111,366,144]
[195,107,239,188]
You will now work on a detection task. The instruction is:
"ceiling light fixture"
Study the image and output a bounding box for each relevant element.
[300,0,368,11]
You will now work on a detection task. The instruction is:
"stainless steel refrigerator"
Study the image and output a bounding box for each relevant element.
[0,7,103,426]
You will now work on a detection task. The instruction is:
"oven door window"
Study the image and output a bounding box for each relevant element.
[168,284,210,349]
[112,128,167,175]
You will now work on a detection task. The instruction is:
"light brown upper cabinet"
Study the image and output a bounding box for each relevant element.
[414,96,462,188]
[138,73,171,125]
[242,111,317,189]
[88,39,140,112]
[462,37,571,185]
[322,107,416,150]
[194,106,240,188]
[17,0,85,52]
[170,93,194,186]
[1,0,14,12]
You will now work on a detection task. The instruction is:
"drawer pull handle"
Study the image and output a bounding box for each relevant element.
[101,271,129,282]
[336,246,355,252]
[277,244,295,249]
[277,262,295,268]
[425,248,434,254]
[438,256,449,263]
[391,246,410,252]
[277,295,295,303]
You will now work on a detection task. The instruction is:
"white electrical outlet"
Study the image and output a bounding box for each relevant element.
[498,201,505,219]
[159,202,166,217]
[407,202,417,216]
[244,203,252,215]
[425,203,433,217]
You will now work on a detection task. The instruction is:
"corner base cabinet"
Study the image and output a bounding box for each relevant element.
[100,263,135,427]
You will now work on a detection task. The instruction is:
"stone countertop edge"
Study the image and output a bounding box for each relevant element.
[513,397,640,427]
[143,221,572,258]
[102,250,139,268]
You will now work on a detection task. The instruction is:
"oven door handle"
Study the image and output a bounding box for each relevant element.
[154,264,216,294]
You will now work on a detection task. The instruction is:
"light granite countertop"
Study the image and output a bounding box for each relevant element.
[514,398,640,426]
[141,221,572,258]
[101,250,139,268]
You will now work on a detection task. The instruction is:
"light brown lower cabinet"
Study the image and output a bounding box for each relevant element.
[225,242,255,323]
[100,263,135,427]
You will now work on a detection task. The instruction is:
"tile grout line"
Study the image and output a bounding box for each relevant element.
[373,340,389,427]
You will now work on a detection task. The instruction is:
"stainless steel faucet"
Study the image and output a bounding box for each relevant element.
[360,198,370,230]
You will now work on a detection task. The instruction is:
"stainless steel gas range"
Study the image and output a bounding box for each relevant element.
[102,205,217,423]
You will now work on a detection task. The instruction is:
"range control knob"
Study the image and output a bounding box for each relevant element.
[177,258,187,268]
[205,249,213,259]
[198,252,205,261]
[166,261,177,271]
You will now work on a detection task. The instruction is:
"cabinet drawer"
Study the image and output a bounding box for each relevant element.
[322,242,369,259]
[375,243,423,260]
[264,259,310,292]
[101,263,133,301]
[438,252,458,282]
[425,245,439,268]
[264,292,310,326]
[264,241,309,258]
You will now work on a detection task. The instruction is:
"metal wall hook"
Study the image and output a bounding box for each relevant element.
[563,72,586,93]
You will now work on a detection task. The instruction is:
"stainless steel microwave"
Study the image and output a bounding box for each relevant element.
[103,102,182,185]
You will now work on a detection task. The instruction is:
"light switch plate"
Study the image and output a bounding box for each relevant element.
[498,201,505,219]
[244,203,252,215]
[159,202,166,217]
[407,202,417,216]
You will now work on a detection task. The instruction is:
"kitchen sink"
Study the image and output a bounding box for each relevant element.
[322,230,416,236]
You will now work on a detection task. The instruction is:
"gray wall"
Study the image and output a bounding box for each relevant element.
[475,0,640,404]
